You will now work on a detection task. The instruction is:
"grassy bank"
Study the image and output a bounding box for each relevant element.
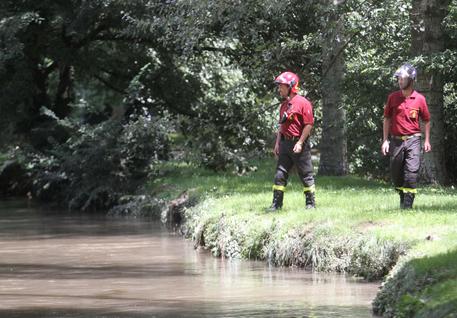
[147,158,457,317]
[373,249,457,317]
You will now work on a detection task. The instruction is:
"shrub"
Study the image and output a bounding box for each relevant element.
[21,113,170,210]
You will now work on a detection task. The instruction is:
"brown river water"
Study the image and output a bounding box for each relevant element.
[0,200,380,317]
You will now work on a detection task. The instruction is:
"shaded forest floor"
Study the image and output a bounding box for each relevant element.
[147,157,457,317]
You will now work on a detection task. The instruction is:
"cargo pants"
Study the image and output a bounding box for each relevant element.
[273,137,315,193]
[390,135,421,193]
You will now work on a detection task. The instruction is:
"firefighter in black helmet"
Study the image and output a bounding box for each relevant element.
[382,63,431,209]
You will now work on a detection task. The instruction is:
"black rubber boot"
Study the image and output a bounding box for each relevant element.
[403,192,415,209]
[305,191,315,209]
[266,190,284,212]
[399,191,405,209]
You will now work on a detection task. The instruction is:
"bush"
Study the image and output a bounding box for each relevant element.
[21,113,170,210]
[179,61,274,173]
[443,83,457,182]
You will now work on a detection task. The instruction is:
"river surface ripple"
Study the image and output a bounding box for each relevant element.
[0,200,380,317]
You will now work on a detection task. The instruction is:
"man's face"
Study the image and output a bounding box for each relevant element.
[398,76,412,90]
[277,84,289,98]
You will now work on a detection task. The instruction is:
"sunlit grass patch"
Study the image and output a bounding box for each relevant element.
[150,157,457,283]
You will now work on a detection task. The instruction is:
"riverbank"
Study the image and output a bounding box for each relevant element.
[147,158,457,317]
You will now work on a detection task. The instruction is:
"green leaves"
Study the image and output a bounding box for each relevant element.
[2,0,457,181]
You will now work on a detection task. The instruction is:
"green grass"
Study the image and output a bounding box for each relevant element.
[373,249,457,317]
[147,157,457,317]
[148,157,457,256]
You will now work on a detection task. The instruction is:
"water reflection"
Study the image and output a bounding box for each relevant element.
[0,200,379,317]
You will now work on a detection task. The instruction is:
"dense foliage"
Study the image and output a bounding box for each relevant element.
[2,0,457,208]
[12,112,170,210]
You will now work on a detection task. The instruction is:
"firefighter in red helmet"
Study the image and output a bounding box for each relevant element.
[267,71,316,211]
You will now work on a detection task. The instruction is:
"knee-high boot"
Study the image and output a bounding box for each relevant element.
[305,191,315,209]
[266,190,284,212]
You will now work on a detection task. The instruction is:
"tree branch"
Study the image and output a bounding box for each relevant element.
[322,30,361,78]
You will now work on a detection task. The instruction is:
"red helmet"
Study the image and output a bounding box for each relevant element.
[274,71,299,93]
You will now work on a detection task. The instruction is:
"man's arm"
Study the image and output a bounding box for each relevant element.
[423,121,431,152]
[274,130,281,157]
[293,124,312,153]
[381,117,391,156]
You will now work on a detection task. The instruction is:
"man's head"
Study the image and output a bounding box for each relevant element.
[394,63,417,90]
[274,72,299,98]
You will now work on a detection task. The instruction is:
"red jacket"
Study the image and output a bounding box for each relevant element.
[279,95,314,138]
[384,90,430,136]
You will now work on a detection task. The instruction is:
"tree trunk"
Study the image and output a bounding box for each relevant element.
[410,0,449,185]
[13,64,52,134]
[16,22,52,134]
[53,64,74,119]
[318,2,348,176]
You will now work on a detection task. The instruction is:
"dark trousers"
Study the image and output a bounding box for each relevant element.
[274,139,314,190]
[390,136,421,190]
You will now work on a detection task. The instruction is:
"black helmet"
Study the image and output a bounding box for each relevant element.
[394,63,417,80]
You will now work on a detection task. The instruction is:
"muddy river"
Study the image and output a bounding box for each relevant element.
[0,200,379,317]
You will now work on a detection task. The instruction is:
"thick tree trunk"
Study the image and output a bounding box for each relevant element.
[16,23,52,134]
[14,65,52,134]
[410,0,449,185]
[318,2,348,176]
[53,64,74,119]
